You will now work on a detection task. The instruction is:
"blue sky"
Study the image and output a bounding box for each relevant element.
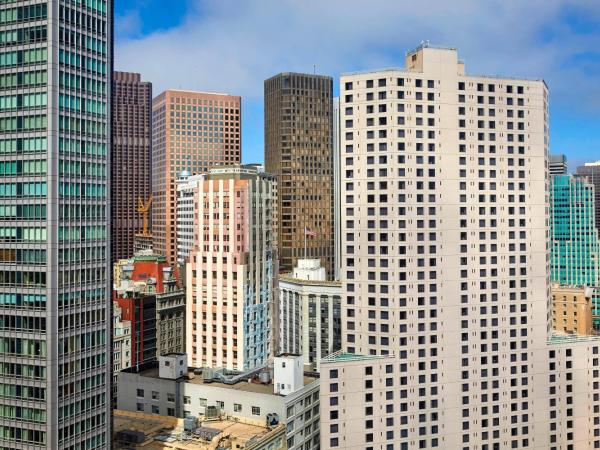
[115,0,600,170]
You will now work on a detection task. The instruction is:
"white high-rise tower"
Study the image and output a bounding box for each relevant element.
[320,44,600,450]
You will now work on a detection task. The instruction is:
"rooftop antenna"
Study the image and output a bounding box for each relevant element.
[313,64,316,75]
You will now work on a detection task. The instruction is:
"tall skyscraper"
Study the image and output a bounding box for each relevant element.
[320,44,600,449]
[152,90,241,266]
[111,71,152,261]
[549,153,567,175]
[264,73,334,277]
[576,161,600,232]
[0,1,112,448]
[185,165,276,370]
[550,174,600,328]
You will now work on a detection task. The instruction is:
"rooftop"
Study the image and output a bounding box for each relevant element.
[548,332,600,345]
[265,72,333,82]
[405,41,457,55]
[341,43,543,83]
[321,351,394,364]
[164,89,239,97]
[278,272,341,287]
[341,65,544,83]
[136,367,317,396]
[113,410,284,450]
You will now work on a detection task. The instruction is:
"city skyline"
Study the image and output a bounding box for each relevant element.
[3,0,600,448]
[115,0,600,169]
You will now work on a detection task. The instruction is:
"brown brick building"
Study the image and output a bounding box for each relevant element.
[111,71,152,261]
[152,90,241,266]
[264,73,334,277]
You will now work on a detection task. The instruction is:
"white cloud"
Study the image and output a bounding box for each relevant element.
[117,0,599,99]
[115,0,600,158]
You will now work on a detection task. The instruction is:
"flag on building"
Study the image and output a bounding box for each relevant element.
[305,227,317,237]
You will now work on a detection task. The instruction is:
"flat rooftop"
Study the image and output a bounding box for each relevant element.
[548,332,600,345]
[321,351,395,364]
[114,410,283,450]
[279,272,342,287]
[137,367,317,396]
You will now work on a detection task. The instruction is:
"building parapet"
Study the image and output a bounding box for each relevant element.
[321,350,394,364]
[279,273,341,287]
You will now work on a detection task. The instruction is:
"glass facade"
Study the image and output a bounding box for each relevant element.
[0,0,111,448]
[551,174,600,328]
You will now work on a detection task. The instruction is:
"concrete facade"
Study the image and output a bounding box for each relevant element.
[549,154,567,175]
[117,356,319,450]
[279,260,342,371]
[152,90,241,266]
[185,166,277,370]
[333,97,342,281]
[113,302,132,405]
[552,284,594,335]
[176,171,199,265]
[320,43,600,449]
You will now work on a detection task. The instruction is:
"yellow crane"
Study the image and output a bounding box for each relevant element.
[136,195,153,236]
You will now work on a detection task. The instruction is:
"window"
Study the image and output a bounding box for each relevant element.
[184,396,190,404]
[136,389,144,398]
[151,405,159,414]
[234,403,242,413]
[151,391,159,400]
[199,398,207,406]
[167,393,175,402]
[136,403,144,412]
[167,408,175,417]
[252,406,261,416]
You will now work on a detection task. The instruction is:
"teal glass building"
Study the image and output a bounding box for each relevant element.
[550,174,600,329]
[0,1,112,447]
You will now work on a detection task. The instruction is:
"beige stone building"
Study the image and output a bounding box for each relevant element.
[320,43,600,450]
[152,90,241,266]
[552,284,594,335]
[184,166,277,370]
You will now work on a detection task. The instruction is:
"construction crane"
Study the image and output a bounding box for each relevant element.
[136,195,153,236]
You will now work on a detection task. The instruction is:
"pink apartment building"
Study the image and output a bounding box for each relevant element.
[183,166,277,370]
